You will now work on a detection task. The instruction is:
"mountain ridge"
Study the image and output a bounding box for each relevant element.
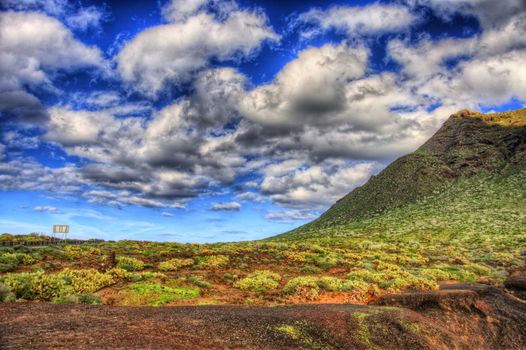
[275,107,526,239]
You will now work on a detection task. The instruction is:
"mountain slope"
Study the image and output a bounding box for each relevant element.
[275,108,526,239]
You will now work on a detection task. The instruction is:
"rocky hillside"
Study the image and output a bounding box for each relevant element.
[277,108,526,238]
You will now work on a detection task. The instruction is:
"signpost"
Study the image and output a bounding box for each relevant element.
[53,225,69,240]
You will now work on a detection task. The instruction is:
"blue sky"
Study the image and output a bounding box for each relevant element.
[0,0,525,242]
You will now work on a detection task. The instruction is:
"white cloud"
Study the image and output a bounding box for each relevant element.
[265,210,317,221]
[3,130,39,150]
[239,43,369,128]
[2,0,107,32]
[84,91,122,107]
[3,0,525,216]
[260,160,376,209]
[234,191,265,203]
[162,0,209,22]
[296,3,416,38]
[0,159,84,194]
[66,6,106,32]
[407,0,526,28]
[0,11,107,122]
[388,13,526,108]
[2,0,68,16]
[0,11,106,91]
[211,201,241,211]
[161,211,174,217]
[0,90,46,122]
[117,6,277,97]
[33,206,59,213]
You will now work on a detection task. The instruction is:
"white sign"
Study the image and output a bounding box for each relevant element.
[53,225,69,234]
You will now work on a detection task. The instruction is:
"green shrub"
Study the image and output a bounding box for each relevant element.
[419,268,450,281]
[130,271,167,282]
[0,253,35,265]
[199,255,229,269]
[283,276,320,300]
[0,282,16,302]
[116,256,145,271]
[53,293,103,305]
[347,269,383,283]
[310,254,339,269]
[1,272,70,301]
[0,252,36,272]
[0,262,18,273]
[284,276,371,300]
[106,267,133,280]
[234,270,281,292]
[189,276,212,289]
[59,269,115,294]
[158,258,194,271]
[300,265,321,274]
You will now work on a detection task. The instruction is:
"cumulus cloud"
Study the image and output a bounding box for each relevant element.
[406,0,526,28]
[1,0,68,16]
[2,0,108,32]
[161,211,174,217]
[0,90,47,122]
[2,0,525,218]
[66,6,107,32]
[295,3,416,38]
[0,159,83,194]
[388,13,526,108]
[211,202,241,211]
[33,206,59,213]
[260,160,377,209]
[117,2,278,97]
[240,43,368,128]
[0,11,106,90]
[162,0,209,22]
[234,191,266,203]
[0,11,107,123]
[3,130,39,150]
[265,210,317,222]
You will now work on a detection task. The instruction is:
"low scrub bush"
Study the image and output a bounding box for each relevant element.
[116,256,145,271]
[189,276,212,289]
[53,293,103,305]
[1,272,69,301]
[199,255,229,269]
[106,267,133,281]
[0,282,16,302]
[234,270,281,292]
[284,276,370,300]
[0,252,35,272]
[158,258,194,271]
[59,269,115,294]
[300,265,321,274]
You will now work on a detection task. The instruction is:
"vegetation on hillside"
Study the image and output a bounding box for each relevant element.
[295,108,526,230]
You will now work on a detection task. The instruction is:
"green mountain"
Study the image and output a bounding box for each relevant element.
[274,108,526,240]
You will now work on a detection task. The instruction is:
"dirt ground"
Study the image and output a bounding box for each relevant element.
[1,283,526,350]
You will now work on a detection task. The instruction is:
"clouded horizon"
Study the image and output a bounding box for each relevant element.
[1,0,525,242]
